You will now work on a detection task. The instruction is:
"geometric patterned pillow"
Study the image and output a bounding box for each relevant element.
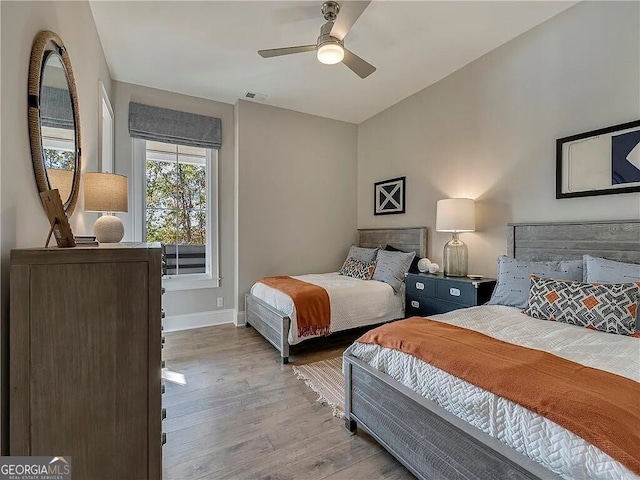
[339,257,377,281]
[524,276,640,336]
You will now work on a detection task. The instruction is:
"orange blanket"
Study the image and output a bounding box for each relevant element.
[259,276,331,338]
[357,317,640,475]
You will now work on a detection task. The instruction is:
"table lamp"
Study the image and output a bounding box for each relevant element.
[84,172,128,243]
[436,198,475,277]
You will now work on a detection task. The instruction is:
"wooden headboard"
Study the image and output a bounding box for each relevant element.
[507,220,640,263]
[358,227,427,258]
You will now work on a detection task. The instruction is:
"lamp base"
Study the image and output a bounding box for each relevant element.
[94,214,124,243]
[443,232,468,277]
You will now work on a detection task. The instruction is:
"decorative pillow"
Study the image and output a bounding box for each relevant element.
[384,245,420,273]
[372,249,416,293]
[340,246,378,272]
[524,276,640,336]
[583,255,640,283]
[339,257,377,281]
[487,255,583,309]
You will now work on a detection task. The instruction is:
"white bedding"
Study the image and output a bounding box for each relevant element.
[250,272,404,345]
[345,305,640,480]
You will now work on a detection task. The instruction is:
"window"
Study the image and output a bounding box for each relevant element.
[142,140,218,288]
[42,126,75,169]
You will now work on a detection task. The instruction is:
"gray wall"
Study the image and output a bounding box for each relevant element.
[235,100,358,313]
[112,81,236,317]
[0,0,113,452]
[357,1,640,277]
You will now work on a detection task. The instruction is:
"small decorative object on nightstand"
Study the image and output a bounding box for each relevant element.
[417,258,431,273]
[84,172,128,243]
[405,272,495,317]
[436,198,475,277]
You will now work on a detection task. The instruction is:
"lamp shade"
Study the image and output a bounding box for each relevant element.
[436,198,475,232]
[84,172,128,213]
[46,168,74,204]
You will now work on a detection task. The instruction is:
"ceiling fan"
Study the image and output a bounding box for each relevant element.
[258,1,376,79]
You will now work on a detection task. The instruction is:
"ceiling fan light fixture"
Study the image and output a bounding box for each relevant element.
[317,43,344,65]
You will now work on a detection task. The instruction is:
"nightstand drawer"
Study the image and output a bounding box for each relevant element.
[406,276,436,298]
[436,279,476,306]
[406,297,464,317]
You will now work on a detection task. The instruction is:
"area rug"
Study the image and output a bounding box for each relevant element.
[293,357,345,418]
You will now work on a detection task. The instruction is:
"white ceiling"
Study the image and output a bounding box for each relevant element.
[90,1,576,124]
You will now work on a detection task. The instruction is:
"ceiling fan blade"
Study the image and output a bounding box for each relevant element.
[258,45,316,58]
[330,1,371,41]
[342,48,376,78]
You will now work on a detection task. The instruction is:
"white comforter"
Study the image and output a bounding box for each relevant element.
[345,305,640,480]
[250,272,403,345]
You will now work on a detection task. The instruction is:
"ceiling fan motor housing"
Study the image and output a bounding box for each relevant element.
[317,21,343,50]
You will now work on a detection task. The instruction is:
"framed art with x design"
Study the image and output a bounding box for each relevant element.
[374,176,405,215]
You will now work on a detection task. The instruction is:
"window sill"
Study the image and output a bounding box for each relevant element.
[162,275,220,292]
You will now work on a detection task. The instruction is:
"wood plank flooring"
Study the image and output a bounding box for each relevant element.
[162,324,413,480]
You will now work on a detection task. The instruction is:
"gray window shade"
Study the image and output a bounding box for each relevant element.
[41,86,74,130]
[128,102,221,149]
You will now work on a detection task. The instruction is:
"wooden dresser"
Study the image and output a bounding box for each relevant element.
[10,243,164,480]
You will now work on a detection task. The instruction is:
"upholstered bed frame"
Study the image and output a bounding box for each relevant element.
[344,220,640,480]
[244,227,428,364]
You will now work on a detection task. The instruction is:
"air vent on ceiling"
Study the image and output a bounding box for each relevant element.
[244,91,268,102]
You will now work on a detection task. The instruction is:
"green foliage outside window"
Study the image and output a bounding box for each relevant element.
[44,149,75,170]
[145,159,206,246]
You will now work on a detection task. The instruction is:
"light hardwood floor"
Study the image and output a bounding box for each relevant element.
[162,324,413,480]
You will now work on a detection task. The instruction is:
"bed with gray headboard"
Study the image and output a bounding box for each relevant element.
[344,220,639,480]
[245,227,427,364]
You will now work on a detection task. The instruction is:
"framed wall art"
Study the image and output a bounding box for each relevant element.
[556,119,640,199]
[374,176,405,215]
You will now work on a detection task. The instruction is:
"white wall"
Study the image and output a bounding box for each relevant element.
[112,81,235,318]
[357,1,640,277]
[235,100,358,314]
[0,0,112,452]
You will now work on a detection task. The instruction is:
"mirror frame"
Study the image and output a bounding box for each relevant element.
[28,30,81,216]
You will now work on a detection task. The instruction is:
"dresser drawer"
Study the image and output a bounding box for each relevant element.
[406,276,436,298]
[436,279,476,306]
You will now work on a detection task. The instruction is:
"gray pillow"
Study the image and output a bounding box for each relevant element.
[583,255,640,283]
[372,249,416,292]
[487,255,583,309]
[341,246,378,271]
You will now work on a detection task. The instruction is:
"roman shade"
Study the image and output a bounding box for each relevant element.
[128,102,222,149]
[41,86,74,130]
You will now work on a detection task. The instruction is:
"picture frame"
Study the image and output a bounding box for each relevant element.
[40,189,76,248]
[374,176,406,215]
[556,119,640,199]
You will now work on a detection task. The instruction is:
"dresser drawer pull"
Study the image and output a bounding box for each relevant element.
[162,287,166,295]
[161,310,166,319]
[449,288,461,297]
[162,408,167,420]
[415,282,424,290]
[162,360,166,368]
[411,300,420,309]
[162,432,167,445]
[162,383,165,394]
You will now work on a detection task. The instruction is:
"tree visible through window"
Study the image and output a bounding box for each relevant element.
[145,141,208,276]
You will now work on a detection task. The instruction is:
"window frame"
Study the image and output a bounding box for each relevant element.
[133,138,219,291]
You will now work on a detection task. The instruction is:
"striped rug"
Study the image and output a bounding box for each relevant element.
[293,357,345,418]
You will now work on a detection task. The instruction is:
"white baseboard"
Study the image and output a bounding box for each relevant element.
[235,310,246,327]
[163,309,234,332]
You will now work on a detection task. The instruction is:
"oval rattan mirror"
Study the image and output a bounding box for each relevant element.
[28,30,81,216]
